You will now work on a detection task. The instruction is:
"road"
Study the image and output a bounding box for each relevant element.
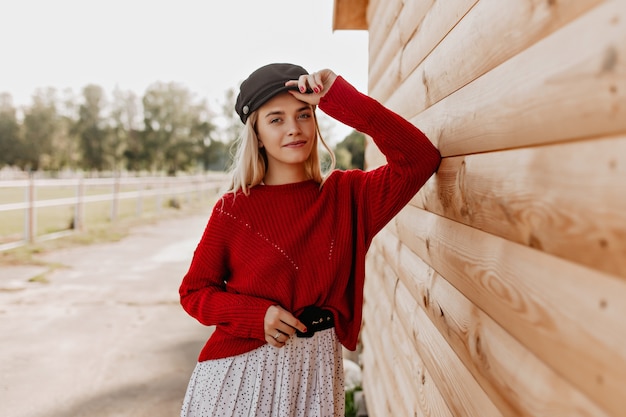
[0,213,213,417]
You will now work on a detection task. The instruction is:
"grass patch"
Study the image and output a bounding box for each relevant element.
[345,386,363,417]
[28,273,50,284]
[0,198,216,267]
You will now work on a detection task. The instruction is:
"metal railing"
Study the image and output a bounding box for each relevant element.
[0,173,228,251]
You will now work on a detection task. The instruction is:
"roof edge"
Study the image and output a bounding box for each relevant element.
[333,0,369,30]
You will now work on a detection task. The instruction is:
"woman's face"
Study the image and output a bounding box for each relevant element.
[255,92,316,174]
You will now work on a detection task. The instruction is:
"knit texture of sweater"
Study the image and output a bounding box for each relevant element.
[179,76,441,361]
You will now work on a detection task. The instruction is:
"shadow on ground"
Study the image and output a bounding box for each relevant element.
[42,339,204,417]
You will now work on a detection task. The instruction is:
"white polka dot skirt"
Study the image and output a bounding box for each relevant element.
[180,328,345,417]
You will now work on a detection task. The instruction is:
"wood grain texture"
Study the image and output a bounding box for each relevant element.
[391,272,502,417]
[400,0,478,82]
[369,238,502,417]
[384,0,603,116]
[369,0,434,94]
[362,298,419,416]
[360,334,393,417]
[373,227,611,417]
[368,28,402,99]
[363,254,453,417]
[408,1,626,156]
[390,312,452,417]
[394,206,626,416]
[367,0,403,68]
[362,1,625,416]
[367,27,402,99]
[362,255,411,416]
[410,135,626,279]
[368,0,434,93]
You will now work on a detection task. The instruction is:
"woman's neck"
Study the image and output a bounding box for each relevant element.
[263,165,308,185]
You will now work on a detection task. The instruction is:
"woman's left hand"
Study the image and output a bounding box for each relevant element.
[264,305,307,348]
[285,69,337,105]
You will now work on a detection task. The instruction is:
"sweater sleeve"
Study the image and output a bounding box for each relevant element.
[179,204,276,341]
[319,76,441,241]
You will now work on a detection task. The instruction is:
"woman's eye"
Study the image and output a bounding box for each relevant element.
[270,118,281,124]
[298,113,311,120]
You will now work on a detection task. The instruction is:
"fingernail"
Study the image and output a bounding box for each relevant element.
[302,327,307,332]
[300,86,305,93]
[313,87,319,93]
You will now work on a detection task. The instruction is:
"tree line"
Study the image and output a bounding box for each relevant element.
[0,83,364,176]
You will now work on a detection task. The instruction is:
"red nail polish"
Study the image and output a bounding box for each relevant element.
[313,87,319,93]
[300,86,305,93]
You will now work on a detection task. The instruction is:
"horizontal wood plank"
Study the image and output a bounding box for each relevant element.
[362,294,421,416]
[394,206,626,416]
[389,269,503,417]
[370,238,502,417]
[362,268,411,416]
[386,0,603,116]
[367,0,403,68]
[368,0,434,95]
[400,0,478,79]
[408,1,626,156]
[375,0,478,106]
[360,334,388,417]
[390,306,453,417]
[368,17,403,93]
[373,228,611,416]
[397,0,434,45]
[361,331,399,417]
[368,31,402,100]
[365,251,453,416]
[410,134,626,279]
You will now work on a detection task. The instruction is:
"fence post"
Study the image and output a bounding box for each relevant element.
[74,176,84,231]
[24,172,36,243]
[111,174,119,221]
[136,181,143,217]
[156,177,163,214]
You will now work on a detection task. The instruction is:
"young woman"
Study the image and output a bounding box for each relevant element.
[179,63,441,416]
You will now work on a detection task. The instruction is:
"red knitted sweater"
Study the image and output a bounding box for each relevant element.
[179,76,441,361]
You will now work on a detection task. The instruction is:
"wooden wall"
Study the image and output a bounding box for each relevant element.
[347,0,626,416]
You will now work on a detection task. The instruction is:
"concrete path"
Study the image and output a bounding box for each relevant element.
[0,213,213,417]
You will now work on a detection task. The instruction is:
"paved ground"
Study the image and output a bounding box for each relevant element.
[0,213,213,417]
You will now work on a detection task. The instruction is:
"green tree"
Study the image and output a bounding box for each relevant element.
[201,139,230,171]
[76,84,111,171]
[335,130,365,170]
[54,88,81,170]
[111,88,141,171]
[0,93,21,168]
[21,88,59,171]
[211,87,244,171]
[218,88,241,144]
[142,82,212,174]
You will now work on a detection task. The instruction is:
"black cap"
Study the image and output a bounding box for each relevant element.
[235,63,309,124]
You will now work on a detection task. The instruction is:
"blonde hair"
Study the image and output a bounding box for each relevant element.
[226,108,336,195]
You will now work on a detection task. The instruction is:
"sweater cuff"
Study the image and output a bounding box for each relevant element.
[318,76,393,137]
[318,76,362,126]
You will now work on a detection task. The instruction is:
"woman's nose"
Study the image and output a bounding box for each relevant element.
[286,118,301,135]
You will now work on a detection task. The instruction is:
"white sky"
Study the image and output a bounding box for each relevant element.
[0,0,369,142]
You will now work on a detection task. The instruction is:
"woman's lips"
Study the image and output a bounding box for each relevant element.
[283,140,307,148]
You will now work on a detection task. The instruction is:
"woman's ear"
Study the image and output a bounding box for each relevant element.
[258,140,264,148]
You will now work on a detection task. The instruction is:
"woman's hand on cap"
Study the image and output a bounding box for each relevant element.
[285,69,337,105]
